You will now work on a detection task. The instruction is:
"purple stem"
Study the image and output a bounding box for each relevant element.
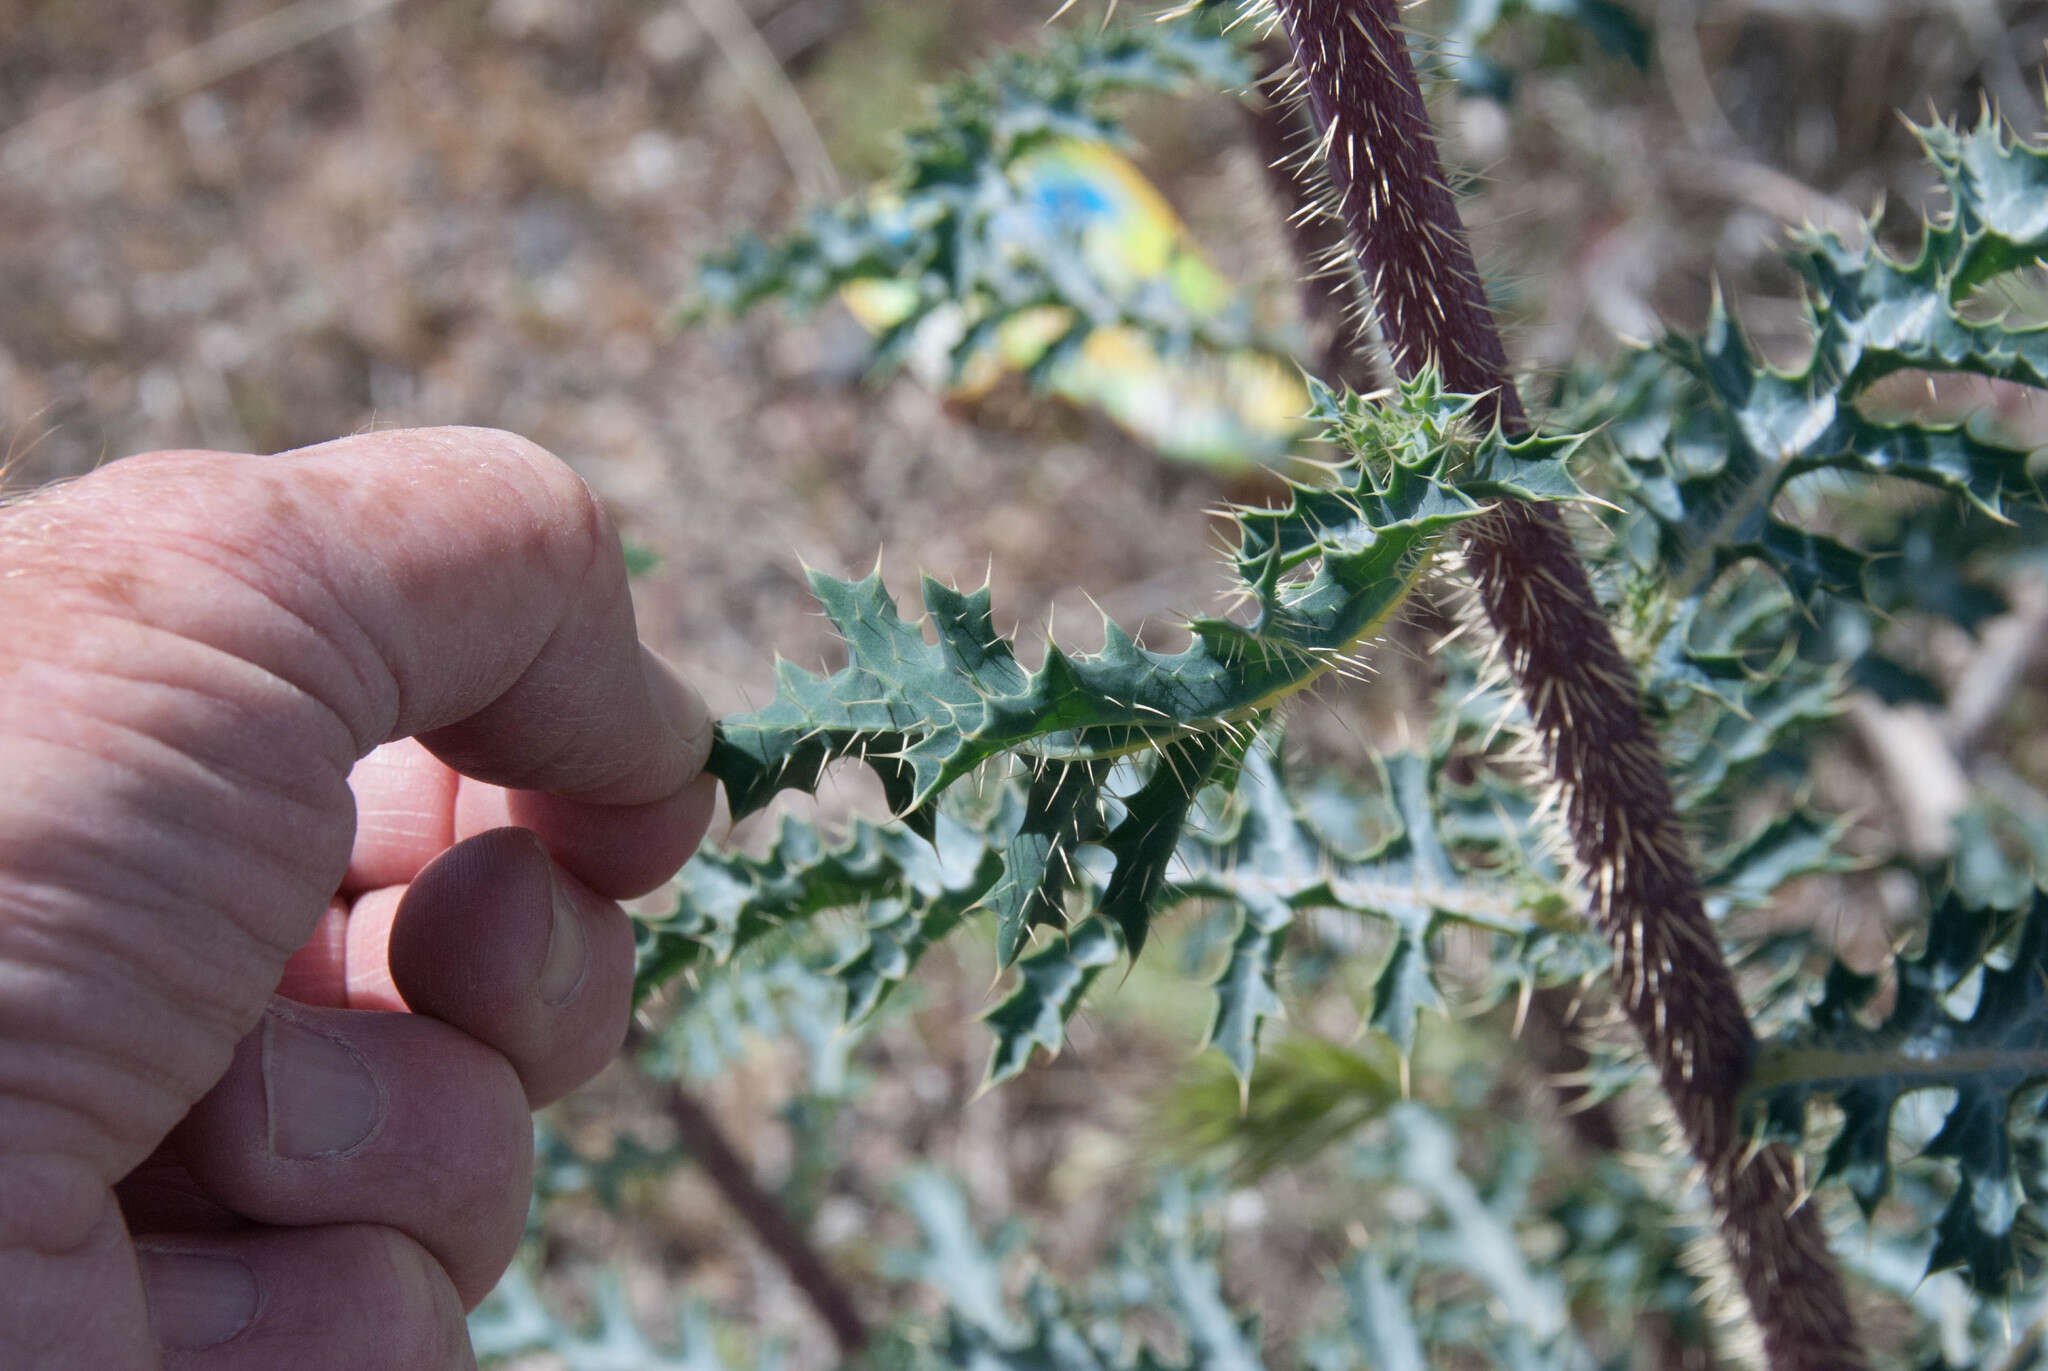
[1264,2,1865,1364]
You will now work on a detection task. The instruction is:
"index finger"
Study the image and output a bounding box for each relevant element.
[284,427,714,894]
[289,426,710,802]
[12,424,709,953]
[298,425,716,895]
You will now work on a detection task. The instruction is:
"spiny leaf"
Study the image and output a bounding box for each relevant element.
[1386,1106,1573,1344]
[1428,0,1649,103]
[647,952,855,1095]
[1594,115,2045,636]
[1098,733,1234,961]
[1803,116,2048,386]
[1699,807,1863,919]
[1149,1179,1267,1371]
[470,1269,730,1371]
[1204,886,1293,1087]
[1635,568,1845,812]
[1322,1107,1620,1364]
[696,23,1250,319]
[1745,881,2048,1292]
[898,1170,1272,1371]
[990,758,1111,966]
[1579,118,2046,825]
[896,1169,1024,1343]
[633,810,999,995]
[1177,743,1563,1074]
[713,374,1582,820]
[833,898,974,1026]
[646,732,1588,1090]
[1333,1256,1427,1371]
[707,371,1584,991]
[982,915,1124,1084]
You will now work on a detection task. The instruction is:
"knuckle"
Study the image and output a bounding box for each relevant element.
[439,426,616,571]
[404,426,625,625]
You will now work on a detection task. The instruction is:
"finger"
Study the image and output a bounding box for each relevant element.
[117,1148,243,1237]
[455,765,717,900]
[137,1224,472,1370]
[342,888,409,1013]
[274,891,408,1014]
[422,633,709,803]
[171,1001,531,1306]
[496,645,715,896]
[0,427,707,1192]
[387,829,634,1107]
[357,706,714,903]
[0,1177,155,1368]
[344,740,456,895]
[274,901,351,1010]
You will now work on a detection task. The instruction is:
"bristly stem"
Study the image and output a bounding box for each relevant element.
[1263,0,1865,1364]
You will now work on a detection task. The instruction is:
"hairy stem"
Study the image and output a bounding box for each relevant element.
[1264,1,1864,1364]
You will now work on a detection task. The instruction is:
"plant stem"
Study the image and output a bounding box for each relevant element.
[660,1078,869,1357]
[1263,1,1865,1364]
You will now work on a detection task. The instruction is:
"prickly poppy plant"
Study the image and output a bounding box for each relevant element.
[485,4,2048,1369]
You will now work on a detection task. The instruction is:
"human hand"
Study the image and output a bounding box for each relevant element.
[0,428,717,1368]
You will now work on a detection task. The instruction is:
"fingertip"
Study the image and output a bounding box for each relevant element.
[136,1246,258,1352]
[345,739,458,894]
[342,887,408,1013]
[462,770,715,901]
[388,828,634,1107]
[640,645,713,778]
[172,1003,531,1307]
[274,901,351,1008]
[138,1224,476,1367]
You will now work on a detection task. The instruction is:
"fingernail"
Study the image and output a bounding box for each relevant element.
[262,1011,383,1158]
[640,646,711,773]
[137,1249,257,1350]
[539,869,589,1006]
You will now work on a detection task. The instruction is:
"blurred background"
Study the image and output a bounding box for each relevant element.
[3,0,2046,1365]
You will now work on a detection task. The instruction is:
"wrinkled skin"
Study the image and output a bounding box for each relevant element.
[0,428,717,1368]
